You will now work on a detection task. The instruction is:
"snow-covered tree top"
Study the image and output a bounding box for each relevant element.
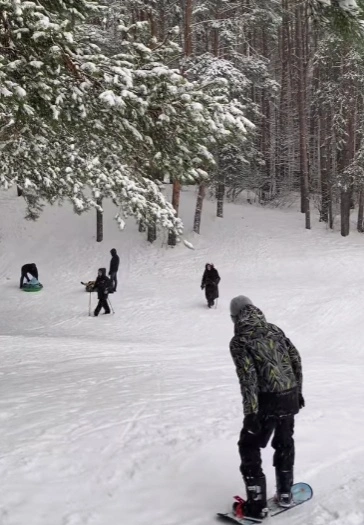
[0,3,254,235]
[317,0,359,12]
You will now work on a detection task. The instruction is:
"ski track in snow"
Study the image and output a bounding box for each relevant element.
[1,188,364,524]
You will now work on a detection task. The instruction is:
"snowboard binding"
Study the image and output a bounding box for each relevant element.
[232,496,244,519]
[232,496,268,522]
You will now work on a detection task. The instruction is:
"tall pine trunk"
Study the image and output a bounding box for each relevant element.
[277,0,291,194]
[216,182,225,218]
[96,198,103,243]
[148,223,157,243]
[193,184,206,234]
[184,0,193,57]
[329,186,334,230]
[215,152,225,218]
[339,47,357,237]
[320,109,330,223]
[329,106,336,230]
[341,190,351,237]
[296,2,310,228]
[340,106,356,237]
[168,180,181,246]
[357,188,364,232]
[261,29,271,180]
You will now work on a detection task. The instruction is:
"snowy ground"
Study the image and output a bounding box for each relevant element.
[1,188,364,525]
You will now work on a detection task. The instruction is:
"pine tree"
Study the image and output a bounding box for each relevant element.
[1,1,253,239]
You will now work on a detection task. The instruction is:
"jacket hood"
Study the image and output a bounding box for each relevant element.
[205,263,215,270]
[98,268,107,276]
[111,249,117,256]
[234,305,270,338]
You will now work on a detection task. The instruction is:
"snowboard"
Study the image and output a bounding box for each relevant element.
[217,482,313,525]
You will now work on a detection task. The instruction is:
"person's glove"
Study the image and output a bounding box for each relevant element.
[243,413,261,435]
[299,394,305,409]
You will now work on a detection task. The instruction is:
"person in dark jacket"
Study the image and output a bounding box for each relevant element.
[229,295,304,520]
[201,263,220,308]
[109,248,120,292]
[20,263,38,289]
[93,268,111,316]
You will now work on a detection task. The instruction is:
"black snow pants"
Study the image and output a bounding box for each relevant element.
[94,295,110,316]
[238,415,295,479]
[109,271,118,292]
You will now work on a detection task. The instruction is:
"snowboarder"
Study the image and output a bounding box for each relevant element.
[109,248,120,292]
[229,295,304,521]
[201,263,220,308]
[20,263,39,289]
[93,268,111,316]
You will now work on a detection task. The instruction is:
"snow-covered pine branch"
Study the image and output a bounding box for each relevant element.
[0,1,253,236]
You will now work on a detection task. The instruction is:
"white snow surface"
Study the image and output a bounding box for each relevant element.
[1,188,364,525]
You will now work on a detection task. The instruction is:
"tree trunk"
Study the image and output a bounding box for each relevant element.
[216,182,225,218]
[193,184,206,234]
[261,28,271,180]
[320,111,329,223]
[329,106,335,230]
[341,190,351,237]
[296,2,310,229]
[148,223,157,243]
[17,186,23,197]
[320,157,329,223]
[338,48,356,237]
[277,0,292,195]
[168,180,181,246]
[329,186,334,230]
[96,198,103,243]
[212,2,220,57]
[338,113,355,237]
[184,0,193,57]
[357,188,364,232]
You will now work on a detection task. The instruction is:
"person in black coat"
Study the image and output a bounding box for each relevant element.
[201,263,221,308]
[109,248,120,292]
[20,263,38,289]
[93,268,111,316]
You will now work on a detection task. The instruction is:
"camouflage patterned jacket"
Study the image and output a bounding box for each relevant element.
[229,305,302,417]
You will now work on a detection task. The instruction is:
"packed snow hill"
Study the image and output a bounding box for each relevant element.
[2,187,364,525]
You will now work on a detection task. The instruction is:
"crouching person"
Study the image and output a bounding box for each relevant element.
[20,263,38,289]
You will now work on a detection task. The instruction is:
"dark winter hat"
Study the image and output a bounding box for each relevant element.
[230,295,253,322]
[111,248,117,255]
[98,268,107,276]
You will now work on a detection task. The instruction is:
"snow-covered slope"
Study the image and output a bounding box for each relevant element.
[1,188,364,525]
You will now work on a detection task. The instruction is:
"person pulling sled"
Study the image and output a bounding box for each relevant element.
[201,263,220,308]
[93,268,111,316]
[229,295,304,521]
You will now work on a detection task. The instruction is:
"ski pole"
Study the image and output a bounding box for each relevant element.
[88,292,92,317]
[215,298,218,309]
[108,297,115,314]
